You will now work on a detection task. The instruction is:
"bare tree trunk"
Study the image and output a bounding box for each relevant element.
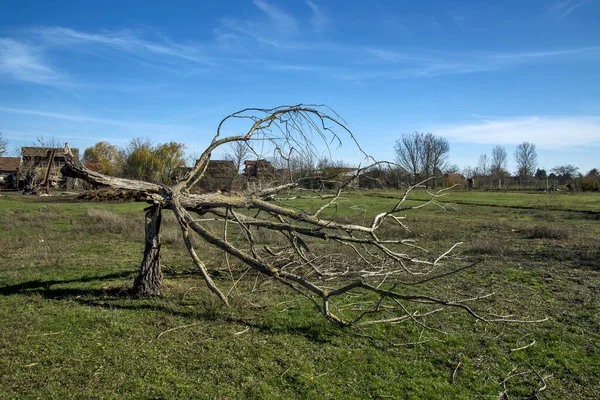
[133,203,163,296]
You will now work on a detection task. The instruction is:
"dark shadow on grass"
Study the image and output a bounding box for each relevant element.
[0,271,136,296]
[0,274,337,343]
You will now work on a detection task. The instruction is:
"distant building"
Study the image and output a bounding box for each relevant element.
[0,157,21,189]
[244,159,275,178]
[197,160,238,191]
[21,147,80,190]
[174,160,238,192]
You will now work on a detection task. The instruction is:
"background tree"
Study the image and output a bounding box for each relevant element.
[514,142,538,186]
[0,131,6,156]
[154,142,187,184]
[123,138,186,184]
[82,141,125,176]
[583,168,599,191]
[551,164,579,181]
[534,168,548,190]
[462,166,476,179]
[33,135,62,148]
[548,172,558,190]
[477,153,490,188]
[394,132,423,185]
[490,145,508,189]
[224,140,251,172]
[394,132,450,187]
[122,138,154,182]
[445,164,460,174]
[422,133,450,187]
[61,105,530,327]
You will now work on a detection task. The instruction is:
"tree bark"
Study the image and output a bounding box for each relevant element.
[133,203,163,296]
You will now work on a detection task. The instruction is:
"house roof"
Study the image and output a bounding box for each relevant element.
[21,147,79,158]
[245,159,272,166]
[84,162,99,172]
[207,160,236,168]
[0,157,21,172]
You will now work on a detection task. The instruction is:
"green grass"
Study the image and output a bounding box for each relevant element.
[0,190,599,399]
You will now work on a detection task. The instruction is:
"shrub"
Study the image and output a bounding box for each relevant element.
[465,238,507,255]
[523,225,569,240]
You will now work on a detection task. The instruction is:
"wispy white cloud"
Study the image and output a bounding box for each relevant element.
[29,26,211,65]
[362,46,600,79]
[363,48,428,63]
[3,129,131,145]
[305,1,329,32]
[253,0,299,33]
[0,27,217,87]
[0,38,61,84]
[433,115,600,148]
[217,0,309,48]
[207,42,600,84]
[548,0,592,18]
[0,105,190,131]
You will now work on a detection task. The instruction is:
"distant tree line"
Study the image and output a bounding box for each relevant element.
[4,131,598,191]
[77,135,600,192]
[461,141,598,191]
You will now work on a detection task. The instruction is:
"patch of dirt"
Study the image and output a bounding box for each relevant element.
[76,189,149,202]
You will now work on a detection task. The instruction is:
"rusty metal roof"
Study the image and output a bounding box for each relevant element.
[0,157,21,172]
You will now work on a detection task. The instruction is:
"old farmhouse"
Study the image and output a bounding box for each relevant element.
[0,157,21,189]
[21,147,80,190]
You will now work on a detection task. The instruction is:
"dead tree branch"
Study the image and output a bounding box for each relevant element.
[61,104,543,327]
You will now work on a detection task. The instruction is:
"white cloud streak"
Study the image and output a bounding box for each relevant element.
[217,1,301,48]
[0,38,61,84]
[305,1,329,32]
[0,27,217,87]
[30,26,211,65]
[253,0,299,33]
[0,106,190,131]
[360,46,600,79]
[433,115,600,149]
[549,0,592,18]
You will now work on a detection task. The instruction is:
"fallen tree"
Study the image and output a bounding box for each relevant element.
[62,105,541,327]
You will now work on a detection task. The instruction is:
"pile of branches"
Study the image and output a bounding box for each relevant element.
[76,189,148,202]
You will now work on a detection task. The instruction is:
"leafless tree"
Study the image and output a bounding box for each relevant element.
[422,133,450,188]
[394,132,449,187]
[394,132,423,185]
[61,105,540,327]
[0,131,7,156]
[33,135,62,148]
[462,166,476,179]
[224,140,251,172]
[477,154,489,175]
[477,154,490,188]
[551,164,579,186]
[515,142,538,185]
[491,145,508,189]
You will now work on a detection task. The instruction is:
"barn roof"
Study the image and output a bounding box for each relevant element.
[208,160,236,167]
[0,157,21,172]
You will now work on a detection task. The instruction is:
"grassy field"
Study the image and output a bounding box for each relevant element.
[0,189,598,399]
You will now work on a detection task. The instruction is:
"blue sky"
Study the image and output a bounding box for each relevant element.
[1,0,599,173]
